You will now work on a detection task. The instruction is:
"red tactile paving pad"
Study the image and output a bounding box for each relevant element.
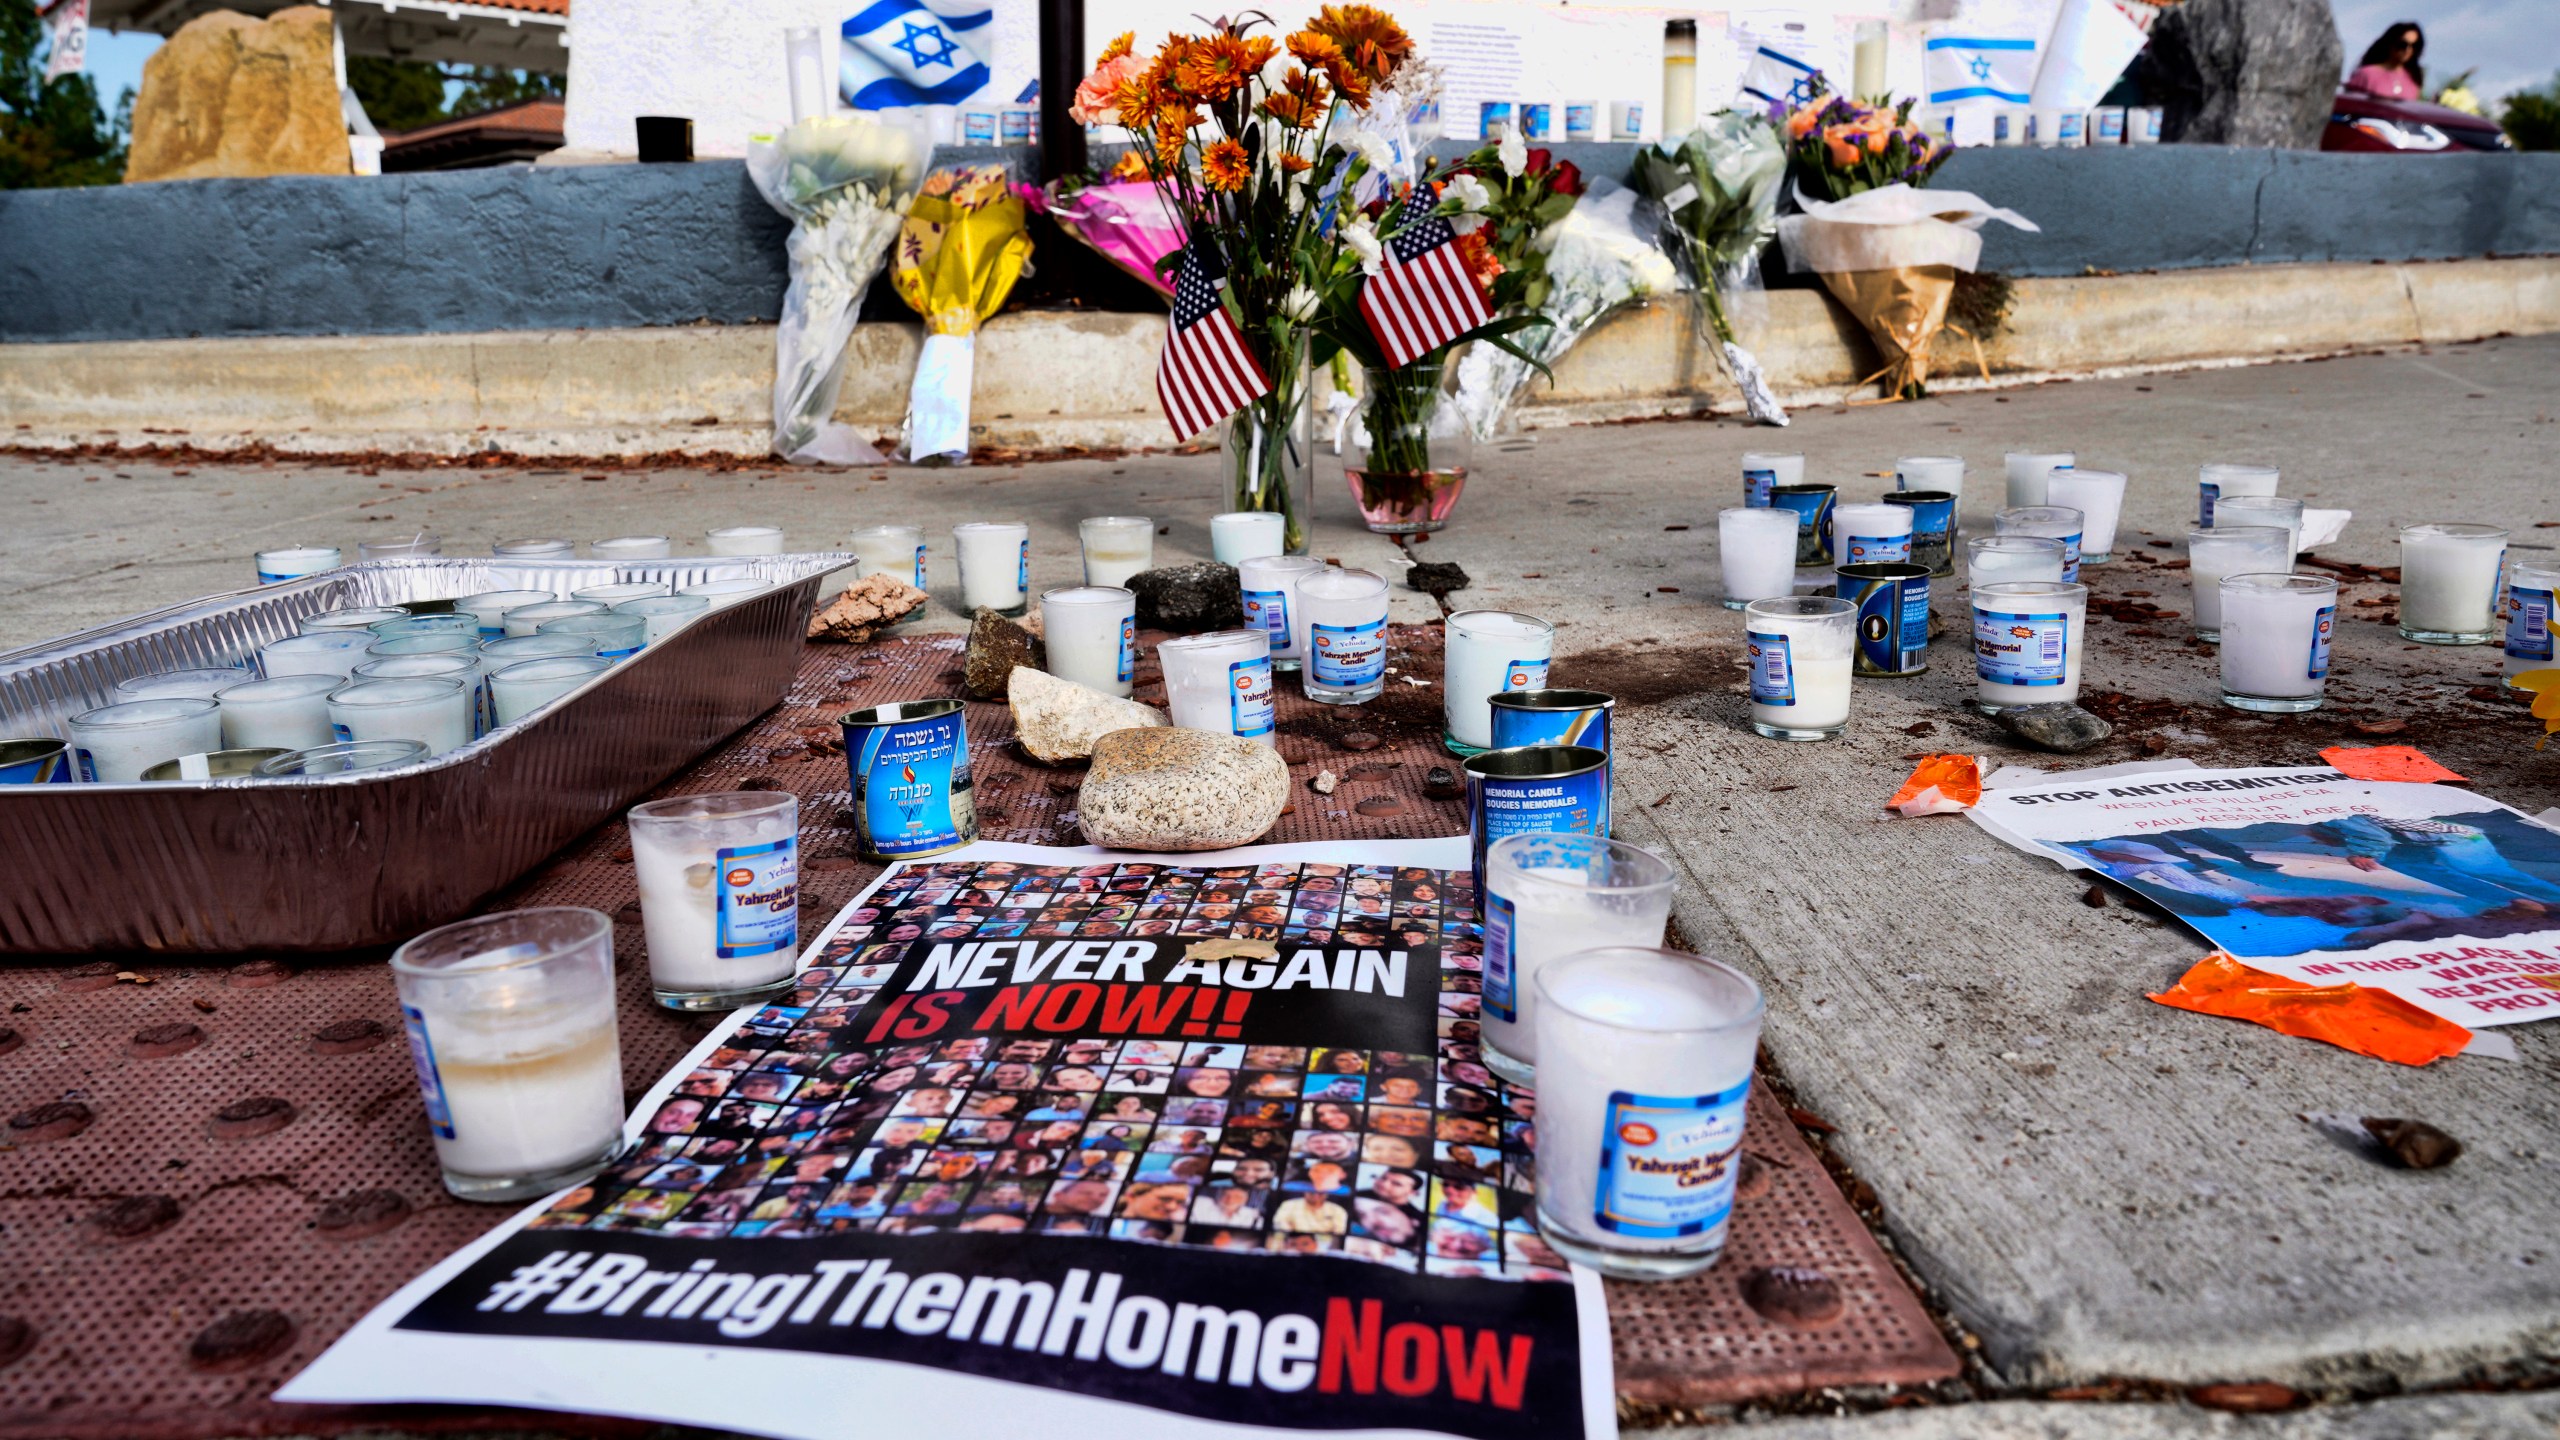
[0,627,1952,1438]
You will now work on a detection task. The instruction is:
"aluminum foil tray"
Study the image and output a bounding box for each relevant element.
[0,555,852,956]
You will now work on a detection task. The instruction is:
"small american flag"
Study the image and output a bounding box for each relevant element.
[1357,190,1492,369]
[1156,242,1271,441]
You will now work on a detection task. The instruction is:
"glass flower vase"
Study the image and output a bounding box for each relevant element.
[1346,362,1472,536]
[1221,340,1315,557]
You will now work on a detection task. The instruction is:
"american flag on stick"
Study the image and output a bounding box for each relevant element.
[1156,241,1271,441]
[1357,190,1492,369]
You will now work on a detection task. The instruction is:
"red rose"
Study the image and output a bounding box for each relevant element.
[1549,159,1583,197]
[1524,147,1552,174]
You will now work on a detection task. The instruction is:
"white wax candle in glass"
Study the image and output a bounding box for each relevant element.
[1040,586,1138,697]
[1995,505,2086,583]
[1443,610,1554,754]
[300,606,410,634]
[850,524,928,590]
[1530,946,1763,1279]
[215,673,340,750]
[2003,451,2073,508]
[371,613,480,644]
[254,739,428,777]
[1743,596,1853,741]
[1739,451,1802,508]
[1972,580,2088,713]
[330,676,472,755]
[1831,502,1914,568]
[1297,567,1391,705]
[1479,833,1677,1086]
[1079,516,1154,587]
[614,593,713,642]
[2505,559,2560,686]
[590,535,672,561]
[628,792,801,1011]
[113,667,253,704]
[1238,555,1325,671]
[354,652,487,736]
[1158,628,1276,746]
[1965,535,2066,594]
[489,656,613,725]
[255,545,341,584]
[572,581,669,608]
[454,589,553,640]
[390,907,625,1202]
[538,612,650,660]
[260,630,374,681]
[2398,523,2508,644]
[708,526,784,556]
[1718,507,1799,610]
[1210,511,1286,565]
[480,633,595,669]
[2185,525,2291,641]
[1895,454,1965,504]
[493,538,575,559]
[2211,495,2302,564]
[2045,468,2128,566]
[370,633,476,664]
[678,577,771,610]
[66,698,222,782]
[2219,573,2337,712]
[954,521,1031,615]
[502,599,606,638]
[2197,462,2278,527]
[359,532,443,561]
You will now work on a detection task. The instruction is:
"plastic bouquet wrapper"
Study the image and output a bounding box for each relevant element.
[890,164,1034,463]
[2148,953,2476,1067]
[1886,753,1984,817]
[1032,171,1184,299]
[1452,178,1681,442]
[1631,112,1789,425]
[747,115,927,465]
[1778,181,2036,400]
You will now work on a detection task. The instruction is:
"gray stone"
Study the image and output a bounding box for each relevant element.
[1078,728,1290,851]
[1404,561,1471,599]
[1127,561,1243,632]
[1995,702,2115,753]
[2149,0,2343,149]
[962,607,1043,700]
[1007,666,1167,765]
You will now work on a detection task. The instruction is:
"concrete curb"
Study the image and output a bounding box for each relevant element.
[5,257,2555,459]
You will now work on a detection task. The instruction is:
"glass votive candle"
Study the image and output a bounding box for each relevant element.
[1158,628,1276,746]
[254,739,429,777]
[1530,946,1764,1279]
[2198,462,2278,527]
[255,545,341,584]
[1739,451,1802,508]
[1742,596,1853,741]
[330,676,472,755]
[572,581,669,608]
[1297,567,1391,705]
[359,532,443,561]
[2004,451,2073,508]
[260,630,374,681]
[1480,833,1677,1086]
[1832,501,1914,568]
[1895,454,1965,504]
[2186,525,2292,641]
[480,633,595,668]
[954,521,1031,615]
[1210,511,1286,565]
[1971,580,2088,713]
[141,748,289,782]
[614,593,713,642]
[2219,573,2337,712]
[2045,468,2128,566]
[215,673,340,750]
[538,612,650,661]
[1040,586,1138,697]
[301,606,410,634]
[489,656,612,725]
[678,577,770,610]
[1965,535,2066,593]
[1079,516,1155,587]
[708,525,784,556]
[2398,523,2509,644]
[1444,611,1555,755]
[1718,507,1799,610]
[628,791,801,1011]
[2211,494,2303,564]
[850,524,928,590]
[591,535,672,561]
[455,589,554,640]
[503,599,606,638]
[493,538,575,560]
[370,632,475,662]
[1239,555,1325,672]
[113,667,253,704]
[2505,559,2559,686]
[67,697,222,782]
[1995,505,2086,582]
[370,613,479,643]
[354,652,486,735]
[390,907,625,1202]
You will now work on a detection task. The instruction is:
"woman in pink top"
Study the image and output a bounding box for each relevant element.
[2346,21,2424,100]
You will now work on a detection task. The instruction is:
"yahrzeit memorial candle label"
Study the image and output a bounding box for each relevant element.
[1040,587,1138,698]
[1740,451,1801,508]
[1479,833,1676,1086]
[1442,610,1554,755]
[629,792,800,1011]
[954,522,1031,615]
[2218,573,2336,712]
[1832,502,1914,567]
[2197,463,2278,527]
[1973,580,2087,713]
[1743,596,1853,741]
[2506,560,2559,684]
[1159,629,1276,745]
[1238,555,1324,670]
[255,545,341,584]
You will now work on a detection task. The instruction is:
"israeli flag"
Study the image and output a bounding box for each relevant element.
[1738,42,1825,109]
[841,0,992,110]
[1926,35,2037,106]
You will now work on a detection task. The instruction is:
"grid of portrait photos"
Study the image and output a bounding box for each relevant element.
[533,859,1568,1282]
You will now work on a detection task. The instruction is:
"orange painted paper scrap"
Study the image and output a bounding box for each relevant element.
[2317,744,2465,784]
[1886,754,1982,816]
[2147,953,2474,1066]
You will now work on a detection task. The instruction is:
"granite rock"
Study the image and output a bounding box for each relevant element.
[1079,728,1291,851]
[807,573,928,643]
[1008,666,1168,764]
[1997,702,2115,754]
[126,7,351,183]
[1130,561,1243,631]
[962,607,1044,699]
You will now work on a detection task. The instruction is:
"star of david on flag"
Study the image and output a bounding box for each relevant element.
[1739,42,1824,109]
[841,0,992,110]
[1925,34,2037,106]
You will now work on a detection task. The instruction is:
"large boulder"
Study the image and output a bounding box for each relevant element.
[126,7,351,183]
[1079,727,1291,851]
[2147,0,2342,149]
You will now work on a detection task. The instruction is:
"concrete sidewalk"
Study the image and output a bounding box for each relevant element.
[2,335,2555,1434]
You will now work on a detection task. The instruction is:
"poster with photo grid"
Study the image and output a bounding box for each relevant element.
[283,839,1616,1440]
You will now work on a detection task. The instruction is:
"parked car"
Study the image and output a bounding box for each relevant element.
[2324,88,2514,152]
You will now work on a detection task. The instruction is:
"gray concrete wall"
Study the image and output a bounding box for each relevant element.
[4,144,2556,345]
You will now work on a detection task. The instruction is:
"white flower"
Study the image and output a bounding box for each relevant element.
[1498,126,1527,179]
[1350,129,1397,176]
[1444,172,1492,214]
[1281,284,1321,322]
[1342,219,1385,277]
[1451,212,1486,235]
